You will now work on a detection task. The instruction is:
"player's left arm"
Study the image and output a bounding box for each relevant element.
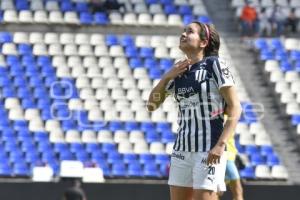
[207,86,242,165]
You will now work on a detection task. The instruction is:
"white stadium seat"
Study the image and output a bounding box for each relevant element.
[19,10,33,23]
[3,10,18,23]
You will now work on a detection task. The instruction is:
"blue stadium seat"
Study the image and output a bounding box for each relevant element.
[25,152,39,163]
[0,32,12,43]
[6,55,19,65]
[121,35,135,47]
[260,50,275,60]
[15,0,29,11]
[76,151,89,162]
[155,154,169,165]
[54,143,69,153]
[183,15,195,26]
[34,87,49,99]
[161,0,173,5]
[0,77,12,88]
[161,131,175,143]
[86,143,101,153]
[21,141,36,152]
[34,132,49,143]
[94,12,109,25]
[144,163,160,177]
[61,1,74,12]
[250,154,265,166]
[0,164,12,176]
[245,145,260,155]
[70,143,85,153]
[149,68,162,79]
[144,58,158,69]
[0,11,3,23]
[140,47,154,58]
[1,129,15,140]
[2,87,16,98]
[141,122,155,132]
[4,141,19,152]
[159,58,173,71]
[17,88,32,99]
[129,57,143,68]
[139,153,155,165]
[109,121,123,131]
[156,122,171,132]
[291,114,300,125]
[61,120,77,131]
[124,121,139,131]
[10,152,24,163]
[240,166,255,179]
[254,38,268,51]
[18,44,32,55]
[266,154,280,166]
[38,143,52,153]
[145,0,159,4]
[107,152,123,164]
[76,2,89,12]
[269,38,283,51]
[22,54,35,64]
[275,50,288,61]
[179,5,192,15]
[101,143,117,154]
[80,12,94,25]
[37,56,51,66]
[197,15,212,24]
[17,130,31,140]
[260,145,273,156]
[60,150,75,161]
[290,50,300,61]
[125,46,139,57]
[145,130,160,143]
[30,76,44,87]
[164,5,177,14]
[160,162,169,177]
[105,34,119,46]
[123,153,138,164]
[280,61,293,72]
[111,163,127,177]
[128,162,143,177]
[91,151,106,164]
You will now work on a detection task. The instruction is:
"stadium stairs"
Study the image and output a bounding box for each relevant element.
[204,0,300,184]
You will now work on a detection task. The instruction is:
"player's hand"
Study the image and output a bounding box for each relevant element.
[207,143,225,165]
[163,59,190,81]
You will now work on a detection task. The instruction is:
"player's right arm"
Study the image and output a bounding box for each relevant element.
[146,59,190,112]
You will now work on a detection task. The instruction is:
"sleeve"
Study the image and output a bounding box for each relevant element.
[211,58,235,89]
[165,79,175,95]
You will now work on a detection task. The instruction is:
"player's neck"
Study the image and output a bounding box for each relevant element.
[185,53,204,65]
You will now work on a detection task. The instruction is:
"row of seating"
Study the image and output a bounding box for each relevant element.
[231,0,300,8]
[0,29,287,181]
[254,38,300,135]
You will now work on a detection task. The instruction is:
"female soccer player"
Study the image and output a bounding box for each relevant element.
[147,22,242,200]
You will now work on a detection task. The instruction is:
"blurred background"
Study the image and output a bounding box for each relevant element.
[0,0,299,199]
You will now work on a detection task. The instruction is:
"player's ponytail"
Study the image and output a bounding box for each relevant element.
[193,22,220,57]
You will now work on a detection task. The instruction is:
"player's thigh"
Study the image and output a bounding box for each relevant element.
[170,185,193,200]
[193,189,218,200]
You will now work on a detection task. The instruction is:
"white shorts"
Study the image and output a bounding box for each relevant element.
[168,150,227,192]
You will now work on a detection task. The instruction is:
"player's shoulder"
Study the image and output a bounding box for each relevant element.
[204,56,220,66]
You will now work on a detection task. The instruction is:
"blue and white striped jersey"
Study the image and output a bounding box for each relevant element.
[165,56,235,152]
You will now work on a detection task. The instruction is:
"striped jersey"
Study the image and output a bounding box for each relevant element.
[165,56,235,152]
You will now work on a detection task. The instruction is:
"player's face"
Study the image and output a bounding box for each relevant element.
[179,23,206,52]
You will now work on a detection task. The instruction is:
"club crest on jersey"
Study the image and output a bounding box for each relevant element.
[195,69,207,83]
